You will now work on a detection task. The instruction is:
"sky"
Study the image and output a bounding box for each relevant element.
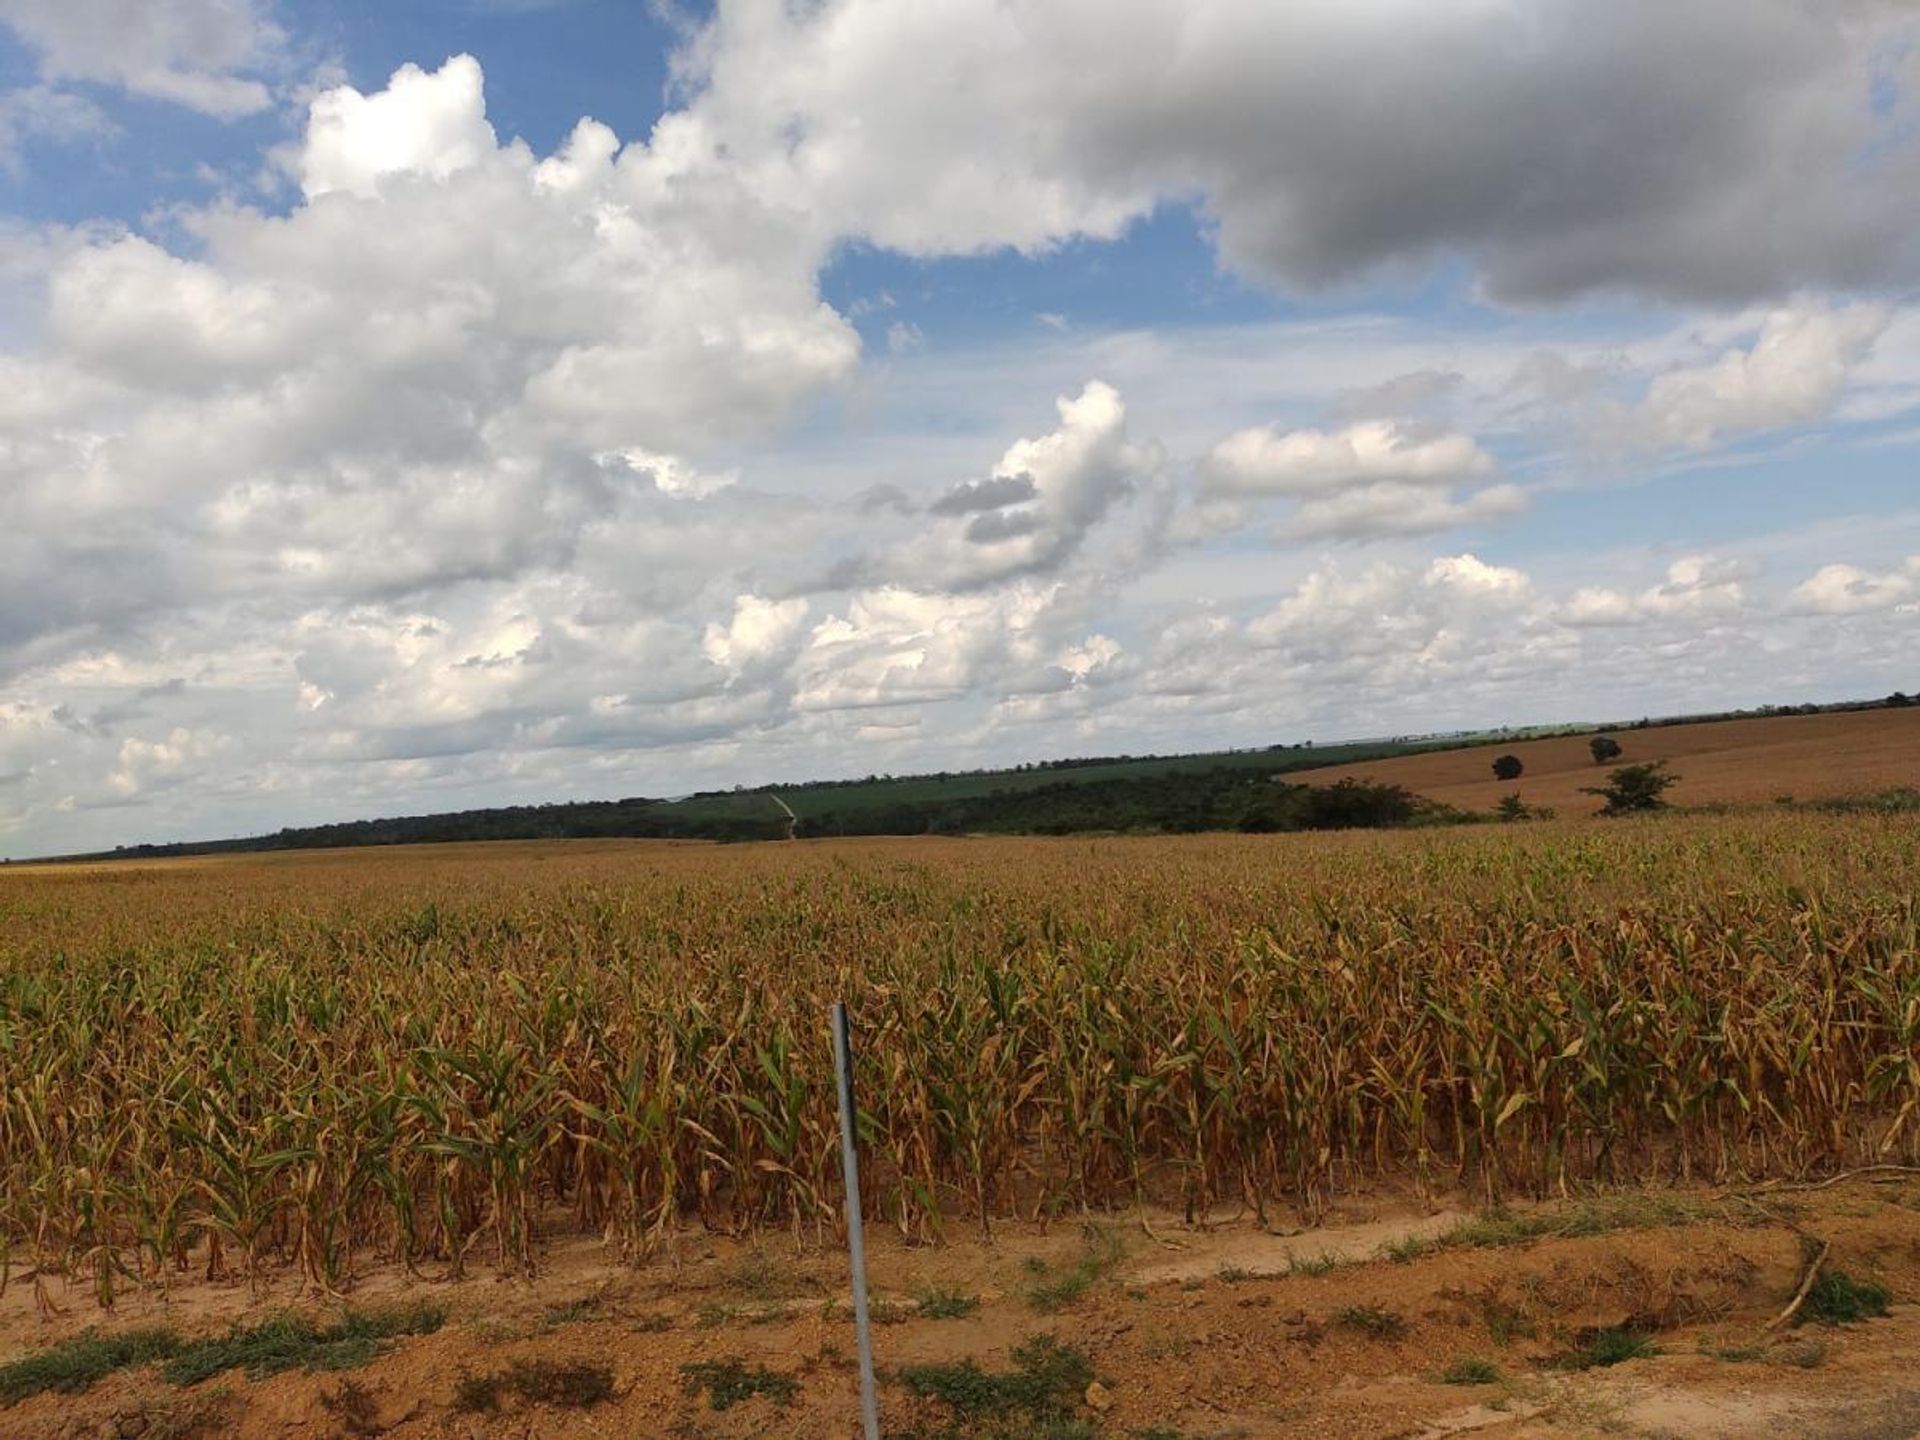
[1,1,1918,856]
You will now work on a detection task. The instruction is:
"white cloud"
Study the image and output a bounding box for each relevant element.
[704,594,809,674]
[1199,418,1514,542]
[877,380,1161,590]
[671,0,1920,303]
[1204,420,1492,496]
[793,584,1062,713]
[0,0,282,118]
[618,448,738,500]
[0,83,112,171]
[1554,556,1753,627]
[1636,302,1891,449]
[299,54,497,199]
[1789,558,1920,615]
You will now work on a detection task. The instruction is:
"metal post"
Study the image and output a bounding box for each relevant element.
[832,1001,882,1440]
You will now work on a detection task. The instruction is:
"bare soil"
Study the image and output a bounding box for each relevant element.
[5,1177,1919,1439]
[1294,707,1920,816]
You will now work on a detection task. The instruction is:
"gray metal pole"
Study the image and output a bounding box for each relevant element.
[832,1001,882,1440]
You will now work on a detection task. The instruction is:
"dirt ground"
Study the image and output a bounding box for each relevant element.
[5,1176,1919,1439]
[1295,707,1920,816]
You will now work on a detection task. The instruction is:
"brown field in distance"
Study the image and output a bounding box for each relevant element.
[1295,705,1920,815]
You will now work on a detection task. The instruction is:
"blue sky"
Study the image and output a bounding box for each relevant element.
[1,0,1917,854]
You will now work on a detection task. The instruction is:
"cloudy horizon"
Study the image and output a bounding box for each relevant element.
[2,0,1918,855]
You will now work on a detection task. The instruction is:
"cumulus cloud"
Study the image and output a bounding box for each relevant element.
[1789,558,1920,615]
[704,594,809,674]
[1199,418,1515,541]
[1204,420,1492,497]
[793,584,1063,714]
[0,55,863,664]
[299,54,500,198]
[673,0,1920,303]
[877,381,1160,590]
[1636,302,1892,449]
[0,0,283,117]
[1556,556,1754,627]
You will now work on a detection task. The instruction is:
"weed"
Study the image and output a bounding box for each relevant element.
[1780,1337,1828,1369]
[1699,1339,1764,1362]
[1334,1305,1409,1339]
[452,1370,503,1414]
[540,1295,602,1329]
[503,1360,616,1408]
[1440,1357,1500,1385]
[160,1303,444,1386]
[681,1359,799,1411]
[115,1390,236,1440]
[1288,1250,1342,1276]
[0,1327,184,1404]
[1381,1235,1432,1264]
[917,1287,981,1320]
[1560,1326,1658,1371]
[1027,1226,1124,1312]
[1217,1265,1253,1283]
[319,1378,382,1436]
[1799,1269,1891,1326]
[898,1334,1093,1437]
[455,1359,616,1412]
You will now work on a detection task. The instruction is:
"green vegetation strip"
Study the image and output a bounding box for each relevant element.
[898,1335,1094,1440]
[0,1304,444,1406]
[1384,1193,1756,1263]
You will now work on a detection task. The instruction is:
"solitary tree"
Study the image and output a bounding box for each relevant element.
[1583,761,1679,815]
[1589,734,1623,765]
[1492,754,1524,781]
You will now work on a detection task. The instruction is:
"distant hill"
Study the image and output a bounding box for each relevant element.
[28,692,1915,862]
[1297,704,1920,815]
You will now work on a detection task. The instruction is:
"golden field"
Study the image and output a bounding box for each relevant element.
[3,812,1918,1312]
[1298,705,1920,815]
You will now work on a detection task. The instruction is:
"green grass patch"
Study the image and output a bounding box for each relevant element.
[455,1359,616,1412]
[1780,1337,1828,1368]
[160,1303,445,1386]
[1799,1269,1891,1327]
[1025,1226,1124,1312]
[1334,1304,1409,1339]
[1559,1326,1658,1371]
[1440,1357,1500,1385]
[897,1335,1094,1439]
[1381,1234,1433,1264]
[539,1296,602,1329]
[0,1327,184,1404]
[1288,1249,1343,1276]
[680,1359,799,1412]
[917,1287,981,1320]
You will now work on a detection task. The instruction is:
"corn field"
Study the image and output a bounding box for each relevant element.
[2,815,1918,1305]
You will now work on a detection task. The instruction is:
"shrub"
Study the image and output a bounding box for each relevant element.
[1582,762,1679,815]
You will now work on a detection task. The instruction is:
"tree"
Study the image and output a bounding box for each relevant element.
[1888,692,1914,708]
[1589,734,1623,765]
[1582,761,1679,816]
[1492,754,1524,781]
